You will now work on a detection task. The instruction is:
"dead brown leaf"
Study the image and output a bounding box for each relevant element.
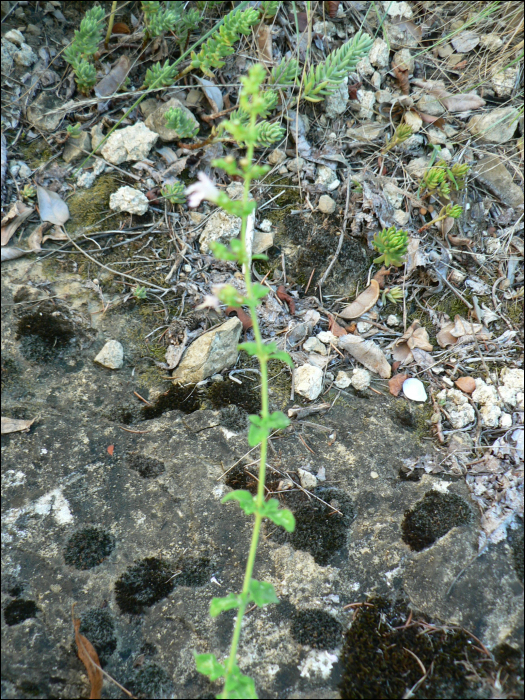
[256,22,273,63]
[419,113,446,129]
[451,31,479,53]
[1,416,36,434]
[389,373,408,396]
[94,55,130,97]
[339,279,380,319]
[26,222,52,252]
[348,81,362,100]
[73,606,103,699]
[289,11,309,32]
[455,376,476,394]
[436,315,492,348]
[392,64,410,95]
[1,201,34,246]
[37,185,69,225]
[440,93,485,112]
[328,314,347,337]
[276,286,295,315]
[391,320,433,363]
[112,22,130,34]
[372,267,391,288]
[338,334,391,378]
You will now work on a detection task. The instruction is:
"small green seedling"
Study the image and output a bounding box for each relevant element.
[63,5,105,95]
[382,286,403,305]
[66,124,82,139]
[383,123,413,153]
[372,227,409,267]
[132,285,148,300]
[419,203,463,233]
[161,181,186,205]
[21,184,36,200]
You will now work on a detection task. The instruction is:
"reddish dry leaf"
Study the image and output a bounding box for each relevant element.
[372,267,391,288]
[328,314,347,337]
[226,306,253,331]
[348,81,362,100]
[391,320,433,363]
[455,376,476,394]
[276,286,295,315]
[112,22,130,34]
[107,445,114,456]
[447,234,473,248]
[392,64,410,95]
[389,373,408,396]
[289,11,309,32]
[418,112,446,129]
[1,201,34,246]
[440,93,485,112]
[256,22,273,63]
[325,0,340,18]
[73,607,103,699]
[338,334,392,378]
[339,280,380,319]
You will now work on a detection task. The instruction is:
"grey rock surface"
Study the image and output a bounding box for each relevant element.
[467,107,520,144]
[172,317,242,383]
[26,93,63,132]
[62,132,91,164]
[474,155,524,209]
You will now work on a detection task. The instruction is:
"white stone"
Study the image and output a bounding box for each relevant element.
[299,650,338,680]
[439,147,453,162]
[327,179,341,191]
[312,20,336,36]
[297,468,318,490]
[110,186,149,215]
[403,377,427,402]
[303,337,327,355]
[386,314,400,326]
[101,122,159,165]
[416,94,445,116]
[294,364,324,401]
[383,181,404,209]
[370,71,382,90]
[407,156,431,178]
[14,42,37,66]
[4,29,25,46]
[356,55,374,78]
[308,353,330,369]
[317,331,338,345]
[404,110,423,133]
[498,369,524,407]
[437,389,475,429]
[252,229,274,255]
[500,412,513,430]
[94,340,124,369]
[172,318,242,383]
[392,48,414,72]
[383,0,413,18]
[259,218,273,232]
[335,370,351,389]
[357,89,376,120]
[375,89,395,104]
[472,379,499,406]
[491,67,519,96]
[393,209,410,227]
[467,107,520,144]
[351,368,371,391]
[315,165,338,188]
[199,209,241,254]
[318,195,336,214]
[268,148,286,165]
[480,33,503,52]
[369,38,390,68]
[324,78,348,119]
[480,403,501,428]
[357,321,372,333]
[287,157,305,173]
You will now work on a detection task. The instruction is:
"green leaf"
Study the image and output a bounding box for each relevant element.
[219,665,258,699]
[268,410,290,431]
[238,341,259,356]
[260,499,295,532]
[248,415,267,447]
[194,652,225,681]
[269,350,294,368]
[252,254,269,261]
[217,284,246,307]
[249,580,279,607]
[210,593,244,617]
[252,284,270,300]
[222,489,257,515]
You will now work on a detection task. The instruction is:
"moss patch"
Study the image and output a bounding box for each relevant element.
[290,609,343,649]
[66,174,122,235]
[79,609,117,665]
[401,492,472,551]
[3,599,39,626]
[115,557,175,614]
[64,528,115,570]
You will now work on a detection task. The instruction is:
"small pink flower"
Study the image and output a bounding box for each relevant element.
[185,172,220,208]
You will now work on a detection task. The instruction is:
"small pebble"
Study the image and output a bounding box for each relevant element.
[318,195,336,214]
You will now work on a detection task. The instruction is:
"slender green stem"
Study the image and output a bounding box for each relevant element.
[223,126,271,698]
[104,1,118,49]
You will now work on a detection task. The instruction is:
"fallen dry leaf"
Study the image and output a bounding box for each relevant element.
[112,22,130,34]
[276,286,295,315]
[391,320,433,363]
[107,444,114,456]
[1,247,29,262]
[338,334,391,378]
[372,267,391,288]
[389,373,408,396]
[339,279,380,319]
[256,22,273,63]
[196,76,223,113]
[392,64,410,95]
[26,222,52,252]
[37,185,69,225]
[289,11,309,32]
[348,81,362,100]
[328,314,347,337]
[95,55,130,97]
[73,606,103,699]
[437,215,456,236]
[418,112,446,128]
[226,307,253,332]
[389,16,422,42]
[451,31,479,53]
[455,376,476,394]
[1,201,34,246]
[326,0,340,18]
[440,93,485,112]
[436,315,492,348]
[1,416,36,434]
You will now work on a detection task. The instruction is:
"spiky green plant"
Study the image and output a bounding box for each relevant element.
[142,1,199,45]
[383,123,413,152]
[372,227,409,267]
[142,59,180,89]
[161,181,186,204]
[164,107,200,138]
[63,6,105,94]
[382,286,404,304]
[260,0,281,17]
[422,160,470,199]
[66,123,82,138]
[269,57,298,86]
[302,30,372,102]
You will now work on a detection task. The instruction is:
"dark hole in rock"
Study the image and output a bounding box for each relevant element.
[272,488,355,566]
[224,464,281,495]
[339,597,491,699]
[141,384,202,419]
[139,642,158,657]
[4,599,39,626]
[398,466,424,482]
[219,404,249,432]
[290,609,343,649]
[131,663,174,699]
[16,310,77,362]
[207,377,261,415]
[127,453,165,478]
[395,406,417,430]
[176,556,213,587]
[115,557,175,614]
[79,609,117,665]
[64,528,115,570]
[401,491,472,552]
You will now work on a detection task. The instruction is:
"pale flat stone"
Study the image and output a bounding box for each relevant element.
[101,122,159,164]
[110,186,149,215]
[318,195,336,214]
[294,364,324,401]
[94,340,124,369]
[467,107,519,144]
[145,97,199,142]
[473,155,524,209]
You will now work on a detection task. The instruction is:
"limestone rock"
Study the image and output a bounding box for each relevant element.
[324,78,348,119]
[268,148,286,165]
[315,165,338,188]
[473,155,524,209]
[297,468,318,490]
[491,67,519,98]
[287,157,305,173]
[303,337,327,355]
[369,38,389,68]
[101,122,159,164]
[356,89,376,120]
[335,371,351,389]
[62,132,91,163]
[318,194,336,214]
[392,48,414,73]
[252,229,274,255]
[294,364,324,401]
[145,97,199,142]
[351,368,371,391]
[94,340,124,369]
[467,107,519,144]
[436,389,475,429]
[110,186,149,215]
[90,124,105,153]
[199,209,241,254]
[416,94,445,116]
[172,318,242,384]
[26,93,63,132]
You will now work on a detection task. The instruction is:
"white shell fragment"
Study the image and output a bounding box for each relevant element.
[403,377,427,402]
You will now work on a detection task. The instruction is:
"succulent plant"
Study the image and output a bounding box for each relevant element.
[161,181,186,204]
[372,227,409,267]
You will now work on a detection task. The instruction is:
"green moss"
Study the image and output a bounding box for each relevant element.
[401,492,472,551]
[67,174,122,234]
[19,139,54,168]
